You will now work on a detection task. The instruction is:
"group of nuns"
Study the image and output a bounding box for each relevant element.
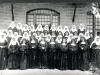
[0,21,100,71]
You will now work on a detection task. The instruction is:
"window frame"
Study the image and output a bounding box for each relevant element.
[26,8,60,27]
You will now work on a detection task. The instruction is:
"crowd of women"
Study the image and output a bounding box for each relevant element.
[0,21,100,71]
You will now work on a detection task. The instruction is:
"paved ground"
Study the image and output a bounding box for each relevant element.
[0,69,93,75]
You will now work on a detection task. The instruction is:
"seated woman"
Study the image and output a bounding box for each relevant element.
[7,36,19,69]
[0,33,8,70]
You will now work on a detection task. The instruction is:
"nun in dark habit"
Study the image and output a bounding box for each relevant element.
[19,32,30,69]
[60,37,68,70]
[7,36,19,69]
[90,36,100,69]
[0,33,8,70]
[30,35,38,68]
[68,37,78,70]
[48,37,56,69]
[38,37,47,69]
[78,36,89,71]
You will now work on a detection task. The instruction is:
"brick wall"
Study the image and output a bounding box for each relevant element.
[0,3,92,33]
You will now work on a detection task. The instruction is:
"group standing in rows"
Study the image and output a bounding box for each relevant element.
[0,21,99,71]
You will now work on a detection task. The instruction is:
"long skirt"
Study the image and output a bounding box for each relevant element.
[19,52,30,70]
[7,53,19,69]
[68,50,78,70]
[40,49,47,69]
[0,48,7,70]
[60,51,68,70]
[79,50,89,70]
[30,48,37,68]
[47,50,56,69]
[91,49,100,69]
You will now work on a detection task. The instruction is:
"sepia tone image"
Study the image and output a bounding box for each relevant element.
[0,2,100,75]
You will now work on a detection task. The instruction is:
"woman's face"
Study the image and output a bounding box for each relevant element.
[51,38,54,42]
[14,32,18,37]
[63,38,66,43]
[96,38,99,42]
[1,35,4,39]
[12,38,16,41]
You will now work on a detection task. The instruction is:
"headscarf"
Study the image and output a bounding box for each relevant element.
[22,24,28,32]
[63,26,69,34]
[50,25,56,31]
[90,36,100,48]
[21,32,30,41]
[84,31,90,40]
[70,25,77,32]
[7,30,13,37]
[17,23,22,30]
[56,35,62,43]
[13,32,19,40]
[31,25,36,32]
[46,34,51,42]
[9,21,15,29]
[8,36,19,48]
[0,33,7,42]
[67,33,73,43]
[36,24,43,32]
[79,24,85,31]
[44,25,49,31]
[77,33,84,43]
[57,25,62,32]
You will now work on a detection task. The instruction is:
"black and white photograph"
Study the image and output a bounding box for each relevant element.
[0,1,100,75]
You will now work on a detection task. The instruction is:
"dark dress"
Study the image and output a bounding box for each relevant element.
[30,39,38,68]
[78,29,85,35]
[91,43,100,69]
[48,42,56,69]
[19,40,30,70]
[38,41,47,69]
[68,42,78,70]
[70,31,77,36]
[60,42,68,70]
[78,41,89,70]
[56,42,62,69]
[8,43,19,69]
[87,37,94,62]
[0,40,8,70]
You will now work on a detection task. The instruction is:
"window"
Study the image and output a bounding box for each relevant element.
[87,11,94,34]
[26,8,60,27]
[87,11,100,37]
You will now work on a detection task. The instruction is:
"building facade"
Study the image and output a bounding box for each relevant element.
[0,3,99,37]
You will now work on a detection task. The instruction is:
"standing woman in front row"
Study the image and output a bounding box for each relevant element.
[48,37,56,69]
[68,38,78,70]
[7,36,19,69]
[60,37,68,70]
[90,36,100,69]
[0,33,8,70]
